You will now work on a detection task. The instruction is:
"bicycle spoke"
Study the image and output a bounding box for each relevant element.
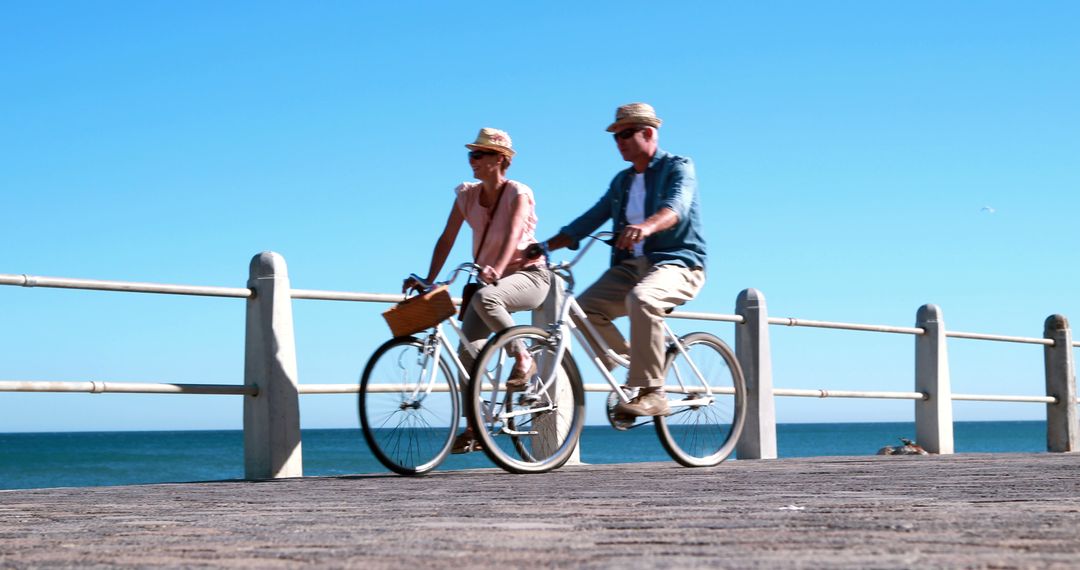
[655,333,746,467]
[360,337,459,476]
[467,326,585,474]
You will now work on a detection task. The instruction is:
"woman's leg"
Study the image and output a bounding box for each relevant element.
[454,302,490,450]
[457,268,550,380]
[458,301,491,385]
[452,269,550,451]
[470,269,551,371]
[471,268,551,332]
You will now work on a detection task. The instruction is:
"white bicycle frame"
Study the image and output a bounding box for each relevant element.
[553,295,718,407]
[483,233,719,425]
[396,264,489,406]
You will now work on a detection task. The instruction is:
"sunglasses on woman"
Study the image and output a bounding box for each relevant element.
[468,150,498,160]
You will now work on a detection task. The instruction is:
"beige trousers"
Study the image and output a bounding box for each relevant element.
[576,258,705,388]
[458,266,551,372]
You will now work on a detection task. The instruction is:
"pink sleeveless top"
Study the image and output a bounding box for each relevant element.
[454,180,542,273]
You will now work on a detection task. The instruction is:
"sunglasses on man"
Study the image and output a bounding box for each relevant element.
[468,150,498,160]
[613,126,647,141]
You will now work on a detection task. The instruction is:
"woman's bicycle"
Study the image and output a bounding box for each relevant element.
[358,263,483,476]
[465,232,748,474]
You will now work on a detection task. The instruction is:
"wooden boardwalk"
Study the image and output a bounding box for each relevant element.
[3,453,1080,568]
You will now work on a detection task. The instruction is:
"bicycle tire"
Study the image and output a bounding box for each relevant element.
[467,325,585,474]
[359,336,459,476]
[654,332,746,467]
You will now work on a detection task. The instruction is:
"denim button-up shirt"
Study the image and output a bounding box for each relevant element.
[560,149,707,270]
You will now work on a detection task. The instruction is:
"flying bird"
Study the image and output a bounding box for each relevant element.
[980,205,996,214]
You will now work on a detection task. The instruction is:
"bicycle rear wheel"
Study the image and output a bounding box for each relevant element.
[467,325,585,474]
[655,332,746,467]
[359,336,459,476]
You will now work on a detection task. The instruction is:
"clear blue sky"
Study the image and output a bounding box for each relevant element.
[2,1,1078,431]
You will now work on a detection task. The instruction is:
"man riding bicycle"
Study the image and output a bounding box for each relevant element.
[536,102,707,418]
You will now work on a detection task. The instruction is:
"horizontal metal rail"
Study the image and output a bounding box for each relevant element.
[0,380,256,396]
[4,273,1078,406]
[4,273,1073,350]
[946,330,1053,346]
[767,315,1060,346]
[5,380,1076,405]
[290,289,415,304]
[668,310,744,324]
[768,316,924,336]
[293,289,749,328]
[0,273,251,298]
[773,388,926,400]
[300,384,363,394]
[952,393,1057,404]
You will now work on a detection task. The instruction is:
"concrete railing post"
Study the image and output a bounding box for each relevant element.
[243,252,303,479]
[532,273,581,465]
[735,288,777,459]
[915,304,954,454]
[1043,314,1078,452]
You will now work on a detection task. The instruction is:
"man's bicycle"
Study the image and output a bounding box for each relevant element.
[358,263,482,476]
[465,233,747,474]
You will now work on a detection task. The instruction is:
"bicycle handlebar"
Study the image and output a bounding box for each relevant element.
[406,262,481,295]
[551,232,615,271]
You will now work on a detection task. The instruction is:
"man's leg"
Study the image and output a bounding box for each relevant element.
[574,260,646,369]
[626,263,706,387]
[616,263,706,417]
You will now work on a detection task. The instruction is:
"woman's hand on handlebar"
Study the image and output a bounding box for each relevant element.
[402,274,428,294]
[478,265,500,285]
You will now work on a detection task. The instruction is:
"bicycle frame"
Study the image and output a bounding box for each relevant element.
[396,263,489,402]
[404,318,473,399]
[550,295,717,407]
[527,233,718,408]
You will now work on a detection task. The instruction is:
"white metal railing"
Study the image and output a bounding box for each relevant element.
[2,257,1079,479]
[0,380,256,395]
[0,273,251,298]
[767,316,925,336]
[946,330,1054,346]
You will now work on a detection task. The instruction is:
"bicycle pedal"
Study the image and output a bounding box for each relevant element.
[610,414,636,431]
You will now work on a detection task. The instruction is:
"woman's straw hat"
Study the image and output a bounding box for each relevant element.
[606,102,663,132]
[465,128,515,157]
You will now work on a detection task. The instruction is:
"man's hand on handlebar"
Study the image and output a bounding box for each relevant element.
[615,223,650,251]
[524,242,548,260]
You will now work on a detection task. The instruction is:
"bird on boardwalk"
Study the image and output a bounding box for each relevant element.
[877,437,929,456]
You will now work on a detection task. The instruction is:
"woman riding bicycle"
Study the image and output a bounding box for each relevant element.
[404,128,550,453]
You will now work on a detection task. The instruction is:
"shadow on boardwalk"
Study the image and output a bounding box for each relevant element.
[2,453,1080,568]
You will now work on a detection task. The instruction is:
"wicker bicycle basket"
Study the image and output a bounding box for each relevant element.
[382,285,456,337]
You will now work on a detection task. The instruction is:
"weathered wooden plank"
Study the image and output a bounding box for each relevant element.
[2,454,1079,568]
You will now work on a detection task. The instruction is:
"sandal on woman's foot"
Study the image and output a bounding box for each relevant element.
[451,432,482,454]
[505,360,538,393]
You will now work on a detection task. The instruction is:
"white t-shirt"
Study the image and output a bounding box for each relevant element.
[625,172,646,257]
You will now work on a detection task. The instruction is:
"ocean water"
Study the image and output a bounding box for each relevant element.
[0,421,1047,491]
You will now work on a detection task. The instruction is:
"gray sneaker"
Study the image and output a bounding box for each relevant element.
[614,388,670,417]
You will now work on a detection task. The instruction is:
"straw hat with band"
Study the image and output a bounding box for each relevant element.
[606,102,663,133]
[465,128,515,157]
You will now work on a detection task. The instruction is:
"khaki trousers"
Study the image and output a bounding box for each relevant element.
[458,266,551,372]
[576,258,705,388]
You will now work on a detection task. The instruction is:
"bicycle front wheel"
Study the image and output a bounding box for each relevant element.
[467,325,585,474]
[359,336,459,476]
[655,332,746,467]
